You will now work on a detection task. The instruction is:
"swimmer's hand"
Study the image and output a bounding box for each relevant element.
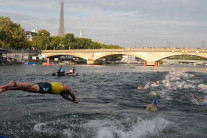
[72,99,78,104]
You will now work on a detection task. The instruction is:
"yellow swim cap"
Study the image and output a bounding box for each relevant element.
[153,92,157,96]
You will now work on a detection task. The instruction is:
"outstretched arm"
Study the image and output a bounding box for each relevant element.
[194,94,203,103]
[60,92,73,101]
[146,104,153,111]
[60,92,78,103]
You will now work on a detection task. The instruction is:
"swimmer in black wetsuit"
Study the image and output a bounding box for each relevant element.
[0,80,78,104]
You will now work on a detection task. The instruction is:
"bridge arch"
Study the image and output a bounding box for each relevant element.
[153,53,207,62]
[43,53,86,59]
[92,52,146,64]
[41,53,88,64]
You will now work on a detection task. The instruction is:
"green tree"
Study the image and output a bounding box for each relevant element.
[0,16,28,49]
[88,42,101,49]
[73,38,97,49]
[50,36,62,49]
[63,33,75,49]
[100,44,120,49]
[32,29,50,50]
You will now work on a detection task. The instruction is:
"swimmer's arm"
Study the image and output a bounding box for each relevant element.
[146,104,153,111]
[194,94,203,103]
[67,87,78,104]
[60,93,72,101]
[60,90,78,104]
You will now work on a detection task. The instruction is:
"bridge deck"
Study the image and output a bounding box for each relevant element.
[42,48,207,53]
[41,48,207,65]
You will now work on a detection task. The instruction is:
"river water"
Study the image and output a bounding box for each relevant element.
[0,64,207,138]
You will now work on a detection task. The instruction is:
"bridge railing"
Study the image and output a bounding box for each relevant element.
[42,48,207,53]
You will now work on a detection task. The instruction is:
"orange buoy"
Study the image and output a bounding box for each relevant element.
[43,58,51,66]
[143,61,147,66]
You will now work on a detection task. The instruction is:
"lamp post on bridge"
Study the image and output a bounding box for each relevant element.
[167,41,170,48]
[202,41,205,49]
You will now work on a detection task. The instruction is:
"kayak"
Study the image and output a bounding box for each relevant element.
[52,71,65,76]
[65,72,79,76]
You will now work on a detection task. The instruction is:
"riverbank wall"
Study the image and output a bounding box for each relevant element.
[0,49,40,65]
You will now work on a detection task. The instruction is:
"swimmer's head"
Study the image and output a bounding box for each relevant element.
[153,99,157,105]
[152,92,157,96]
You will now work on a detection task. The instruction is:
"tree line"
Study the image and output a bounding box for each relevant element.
[0,16,121,50]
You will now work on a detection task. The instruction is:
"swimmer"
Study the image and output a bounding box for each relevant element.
[0,80,78,104]
[191,94,204,103]
[176,76,180,80]
[149,92,158,97]
[146,99,158,111]
[163,80,170,87]
[198,84,207,91]
[137,86,144,90]
[151,81,159,87]
[169,84,176,91]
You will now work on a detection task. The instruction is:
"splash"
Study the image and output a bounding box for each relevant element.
[34,122,56,136]
[86,116,171,138]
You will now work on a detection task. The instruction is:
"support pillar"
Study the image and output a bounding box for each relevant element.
[87,60,102,65]
[145,61,156,66]
[87,60,95,65]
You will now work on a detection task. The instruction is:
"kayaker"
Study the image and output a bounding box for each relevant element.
[58,65,64,73]
[72,66,76,73]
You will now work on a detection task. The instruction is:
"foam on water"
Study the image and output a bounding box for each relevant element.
[34,122,58,136]
[87,116,171,138]
[32,115,171,138]
[34,122,51,133]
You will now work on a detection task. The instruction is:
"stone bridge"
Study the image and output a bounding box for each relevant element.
[41,48,207,66]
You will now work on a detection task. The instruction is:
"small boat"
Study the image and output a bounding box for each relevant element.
[52,71,65,76]
[65,72,79,76]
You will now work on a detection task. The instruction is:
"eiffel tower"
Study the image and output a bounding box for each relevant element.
[57,0,65,36]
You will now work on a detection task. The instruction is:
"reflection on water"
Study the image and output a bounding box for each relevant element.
[0,64,207,138]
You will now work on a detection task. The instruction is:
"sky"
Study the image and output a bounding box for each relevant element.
[0,0,207,48]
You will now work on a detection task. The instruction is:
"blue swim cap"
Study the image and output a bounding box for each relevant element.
[153,99,157,105]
